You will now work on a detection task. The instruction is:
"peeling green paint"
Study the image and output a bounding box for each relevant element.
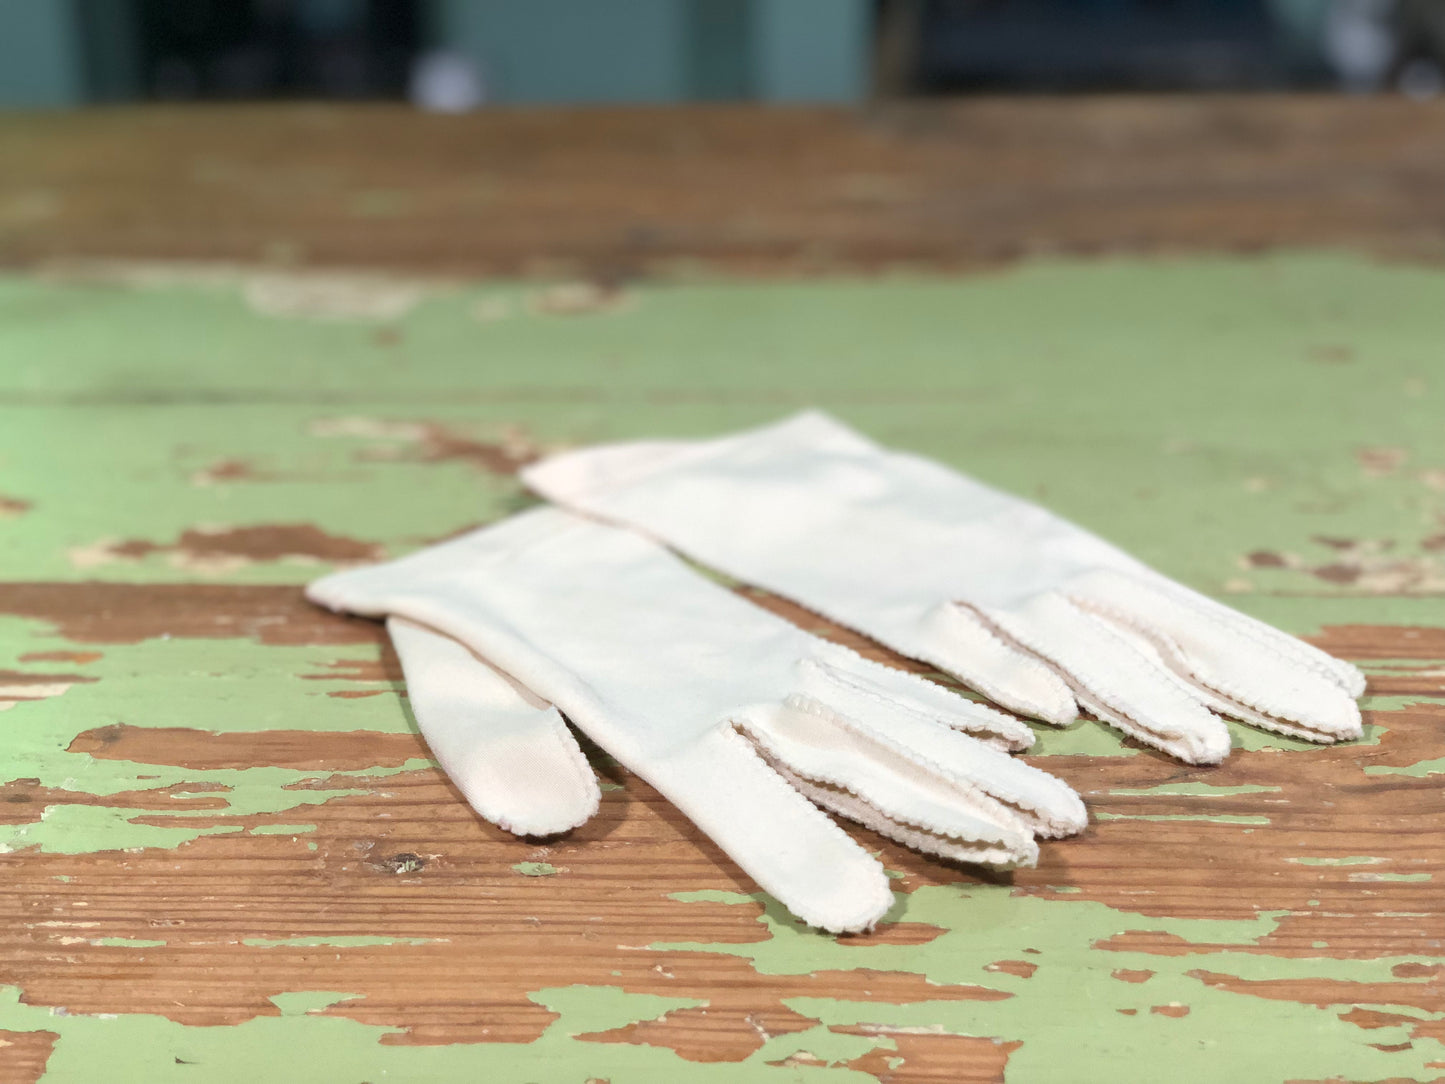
[668,890,759,905]
[1018,718,1137,758]
[91,938,167,948]
[5,253,1445,602]
[653,886,1445,1083]
[1108,783,1282,797]
[1346,872,1433,883]
[269,991,363,1015]
[1093,813,1273,825]
[0,617,431,853]
[1287,856,1384,866]
[0,805,246,854]
[3,252,1444,1082]
[513,861,562,877]
[750,1024,884,1069]
[0,984,744,1084]
[1366,756,1445,777]
[249,824,319,836]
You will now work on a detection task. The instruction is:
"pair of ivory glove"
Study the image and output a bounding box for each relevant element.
[308,412,1364,932]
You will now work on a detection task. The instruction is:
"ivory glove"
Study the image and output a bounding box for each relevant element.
[523,412,1365,765]
[308,507,1086,933]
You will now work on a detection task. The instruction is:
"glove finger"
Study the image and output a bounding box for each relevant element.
[1063,607,1347,743]
[1140,575,1366,697]
[811,643,1037,752]
[737,699,1038,865]
[641,725,894,933]
[915,602,1079,726]
[983,595,1234,765]
[388,617,601,837]
[797,658,1086,838]
[1065,572,1363,744]
[769,762,1037,868]
[767,661,1087,840]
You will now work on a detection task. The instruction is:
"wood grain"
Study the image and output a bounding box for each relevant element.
[2,100,1444,277]
[2,581,1441,1079]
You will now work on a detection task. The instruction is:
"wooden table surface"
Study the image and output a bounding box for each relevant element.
[1,100,1443,1084]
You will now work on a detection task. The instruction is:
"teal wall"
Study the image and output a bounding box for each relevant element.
[0,0,85,108]
[752,0,870,102]
[433,0,872,104]
[0,0,873,108]
[432,0,695,105]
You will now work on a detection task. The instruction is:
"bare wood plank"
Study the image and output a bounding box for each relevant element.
[2,100,1444,277]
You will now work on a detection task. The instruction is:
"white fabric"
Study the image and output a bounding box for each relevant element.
[308,508,1086,933]
[524,411,1366,765]
[387,616,600,837]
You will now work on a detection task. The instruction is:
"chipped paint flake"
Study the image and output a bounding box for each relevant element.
[1357,446,1408,477]
[513,862,563,877]
[243,274,427,322]
[528,282,635,317]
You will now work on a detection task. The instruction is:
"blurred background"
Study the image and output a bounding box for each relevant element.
[2,0,1443,111]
